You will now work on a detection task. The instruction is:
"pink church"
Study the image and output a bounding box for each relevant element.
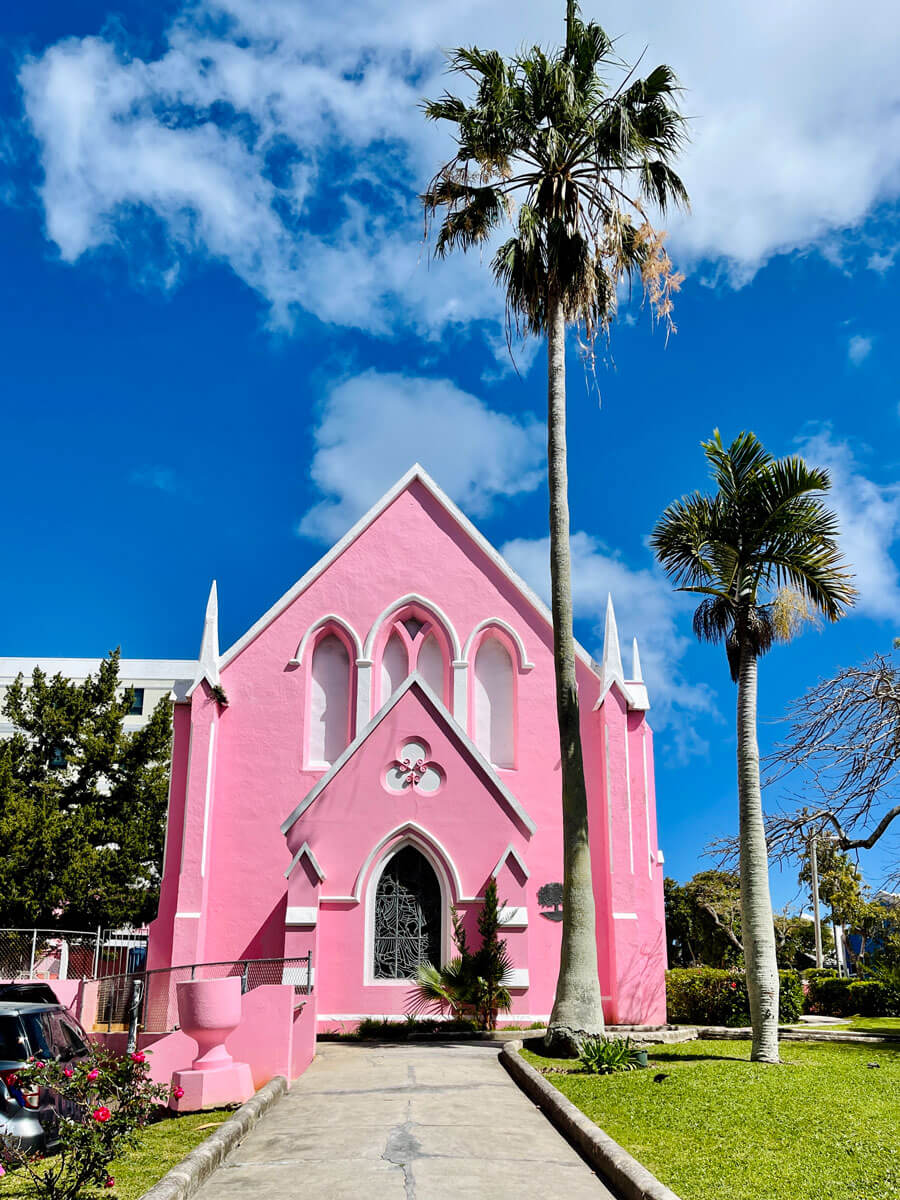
[147,465,667,1027]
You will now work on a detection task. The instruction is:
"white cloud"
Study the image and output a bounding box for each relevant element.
[795,428,900,621]
[847,334,873,365]
[298,371,544,541]
[16,0,900,335]
[131,465,178,493]
[501,531,718,759]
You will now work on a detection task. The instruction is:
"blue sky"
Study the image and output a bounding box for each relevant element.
[2,0,899,908]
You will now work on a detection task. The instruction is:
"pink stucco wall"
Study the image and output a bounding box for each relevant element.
[149,473,667,1027]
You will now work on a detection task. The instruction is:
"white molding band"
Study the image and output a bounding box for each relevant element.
[175,912,201,919]
[218,464,599,675]
[291,614,364,665]
[613,912,638,920]
[285,906,318,927]
[492,843,530,880]
[461,618,534,671]
[506,968,529,988]
[284,841,326,883]
[200,721,216,878]
[362,592,462,661]
[356,660,373,729]
[499,906,528,928]
[280,674,536,837]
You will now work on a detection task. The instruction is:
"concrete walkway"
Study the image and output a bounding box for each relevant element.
[193,1041,617,1199]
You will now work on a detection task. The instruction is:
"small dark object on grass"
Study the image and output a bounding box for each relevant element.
[653,1073,670,1083]
[867,1062,881,1069]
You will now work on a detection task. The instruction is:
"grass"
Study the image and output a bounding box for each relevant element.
[4,1110,227,1199]
[522,1038,900,1200]
[848,1016,900,1035]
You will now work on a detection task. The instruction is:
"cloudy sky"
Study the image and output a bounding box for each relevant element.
[2,0,899,904]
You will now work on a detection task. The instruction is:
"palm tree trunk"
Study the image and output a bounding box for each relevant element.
[736,640,780,1063]
[545,289,606,1050]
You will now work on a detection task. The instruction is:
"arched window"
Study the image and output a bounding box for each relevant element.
[308,633,350,766]
[473,637,515,767]
[416,633,444,696]
[376,608,451,707]
[381,632,408,704]
[373,846,442,979]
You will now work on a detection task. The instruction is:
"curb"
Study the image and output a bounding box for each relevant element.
[500,1041,681,1200]
[139,1076,289,1200]
[696,1025,900,1044]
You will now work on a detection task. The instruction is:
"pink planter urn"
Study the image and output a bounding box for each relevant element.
[171,977,254,1111]
[176,977,242,1072]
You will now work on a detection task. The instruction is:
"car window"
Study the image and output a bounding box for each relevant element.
[20,1012,54,1060]
[59,1018,88,1056]
[0,1015,27,1064]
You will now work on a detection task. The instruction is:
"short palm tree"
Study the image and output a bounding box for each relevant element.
[422,2,688,1047]
[651,431,855,1062]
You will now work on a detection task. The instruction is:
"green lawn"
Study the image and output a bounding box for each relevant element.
[5,1110,227,1199]
[848,1016,900,1035]
[522,1039,900,1200]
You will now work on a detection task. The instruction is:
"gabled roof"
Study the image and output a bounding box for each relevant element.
[220,464,599,675]
[280,673,537,837]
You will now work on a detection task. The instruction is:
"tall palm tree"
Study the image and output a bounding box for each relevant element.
[651,431,855,1062]
[422,3,689,1046]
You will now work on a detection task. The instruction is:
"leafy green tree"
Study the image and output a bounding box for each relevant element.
[423,0,688,1048]
[651,430,855,1062]
[0,652,171,929]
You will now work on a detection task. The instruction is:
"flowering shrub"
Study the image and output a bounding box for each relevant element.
[0,1043,172,1199]
[666,968,803,1025]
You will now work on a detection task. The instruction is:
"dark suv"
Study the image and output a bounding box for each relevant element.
[0,1003,92,1153]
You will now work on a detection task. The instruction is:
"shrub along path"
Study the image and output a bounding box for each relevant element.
[190,1041,617,1199]
[523,1038,900,1200]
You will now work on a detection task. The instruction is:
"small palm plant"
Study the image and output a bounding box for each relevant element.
[408,880,512,1031]
[651,431,855,1062]
[423,0,689,1049]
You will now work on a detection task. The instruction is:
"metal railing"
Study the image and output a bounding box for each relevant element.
[95,953,314,1033]
[0,927,148,981]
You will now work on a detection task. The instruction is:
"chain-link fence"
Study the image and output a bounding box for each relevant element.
[0,928,148,981]
[95,954,314,1033]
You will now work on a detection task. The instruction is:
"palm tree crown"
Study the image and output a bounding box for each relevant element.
[422,5,689,342]
[651,430,856,678]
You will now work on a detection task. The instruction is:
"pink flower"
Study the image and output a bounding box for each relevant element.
[63,1067,74,1078]
[130,1051,146,1064]
[32,1061,45,1070]
[86,1069,100,1082]
[92,1107,112,1123]
[0,1164,6,1177]
[105,1177,115,1188]
[172,1086,185,1100]
[4,1074,16,1087]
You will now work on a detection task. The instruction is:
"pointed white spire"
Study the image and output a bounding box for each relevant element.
[631,637,643,682]
[600,593,624,684]
[188,581,220,695]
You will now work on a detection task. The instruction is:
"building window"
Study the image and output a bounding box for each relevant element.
[373,846,442,980]
[127,688,145,716]
[308,633,351,766]
[376,608,451,707]
[473,637,515,767]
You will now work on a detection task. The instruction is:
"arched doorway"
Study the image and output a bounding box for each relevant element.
[373,846,442,980]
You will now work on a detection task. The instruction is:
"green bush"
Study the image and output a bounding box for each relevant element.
[803,967,838,982]
[666,967,803,1025]
[847,981,889,1017]
[805,976,853,1017]
[355,1016,479,1040]
[579,1037,646,1074]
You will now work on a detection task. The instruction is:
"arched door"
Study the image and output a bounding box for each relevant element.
[373,846,442,979]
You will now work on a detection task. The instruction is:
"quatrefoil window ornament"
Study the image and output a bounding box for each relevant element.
[385,739,444,795]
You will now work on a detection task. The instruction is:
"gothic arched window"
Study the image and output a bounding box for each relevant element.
[373,846,442,980]
[473,636,515,767]
[308,633,351,766]
[376,609,450,706]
